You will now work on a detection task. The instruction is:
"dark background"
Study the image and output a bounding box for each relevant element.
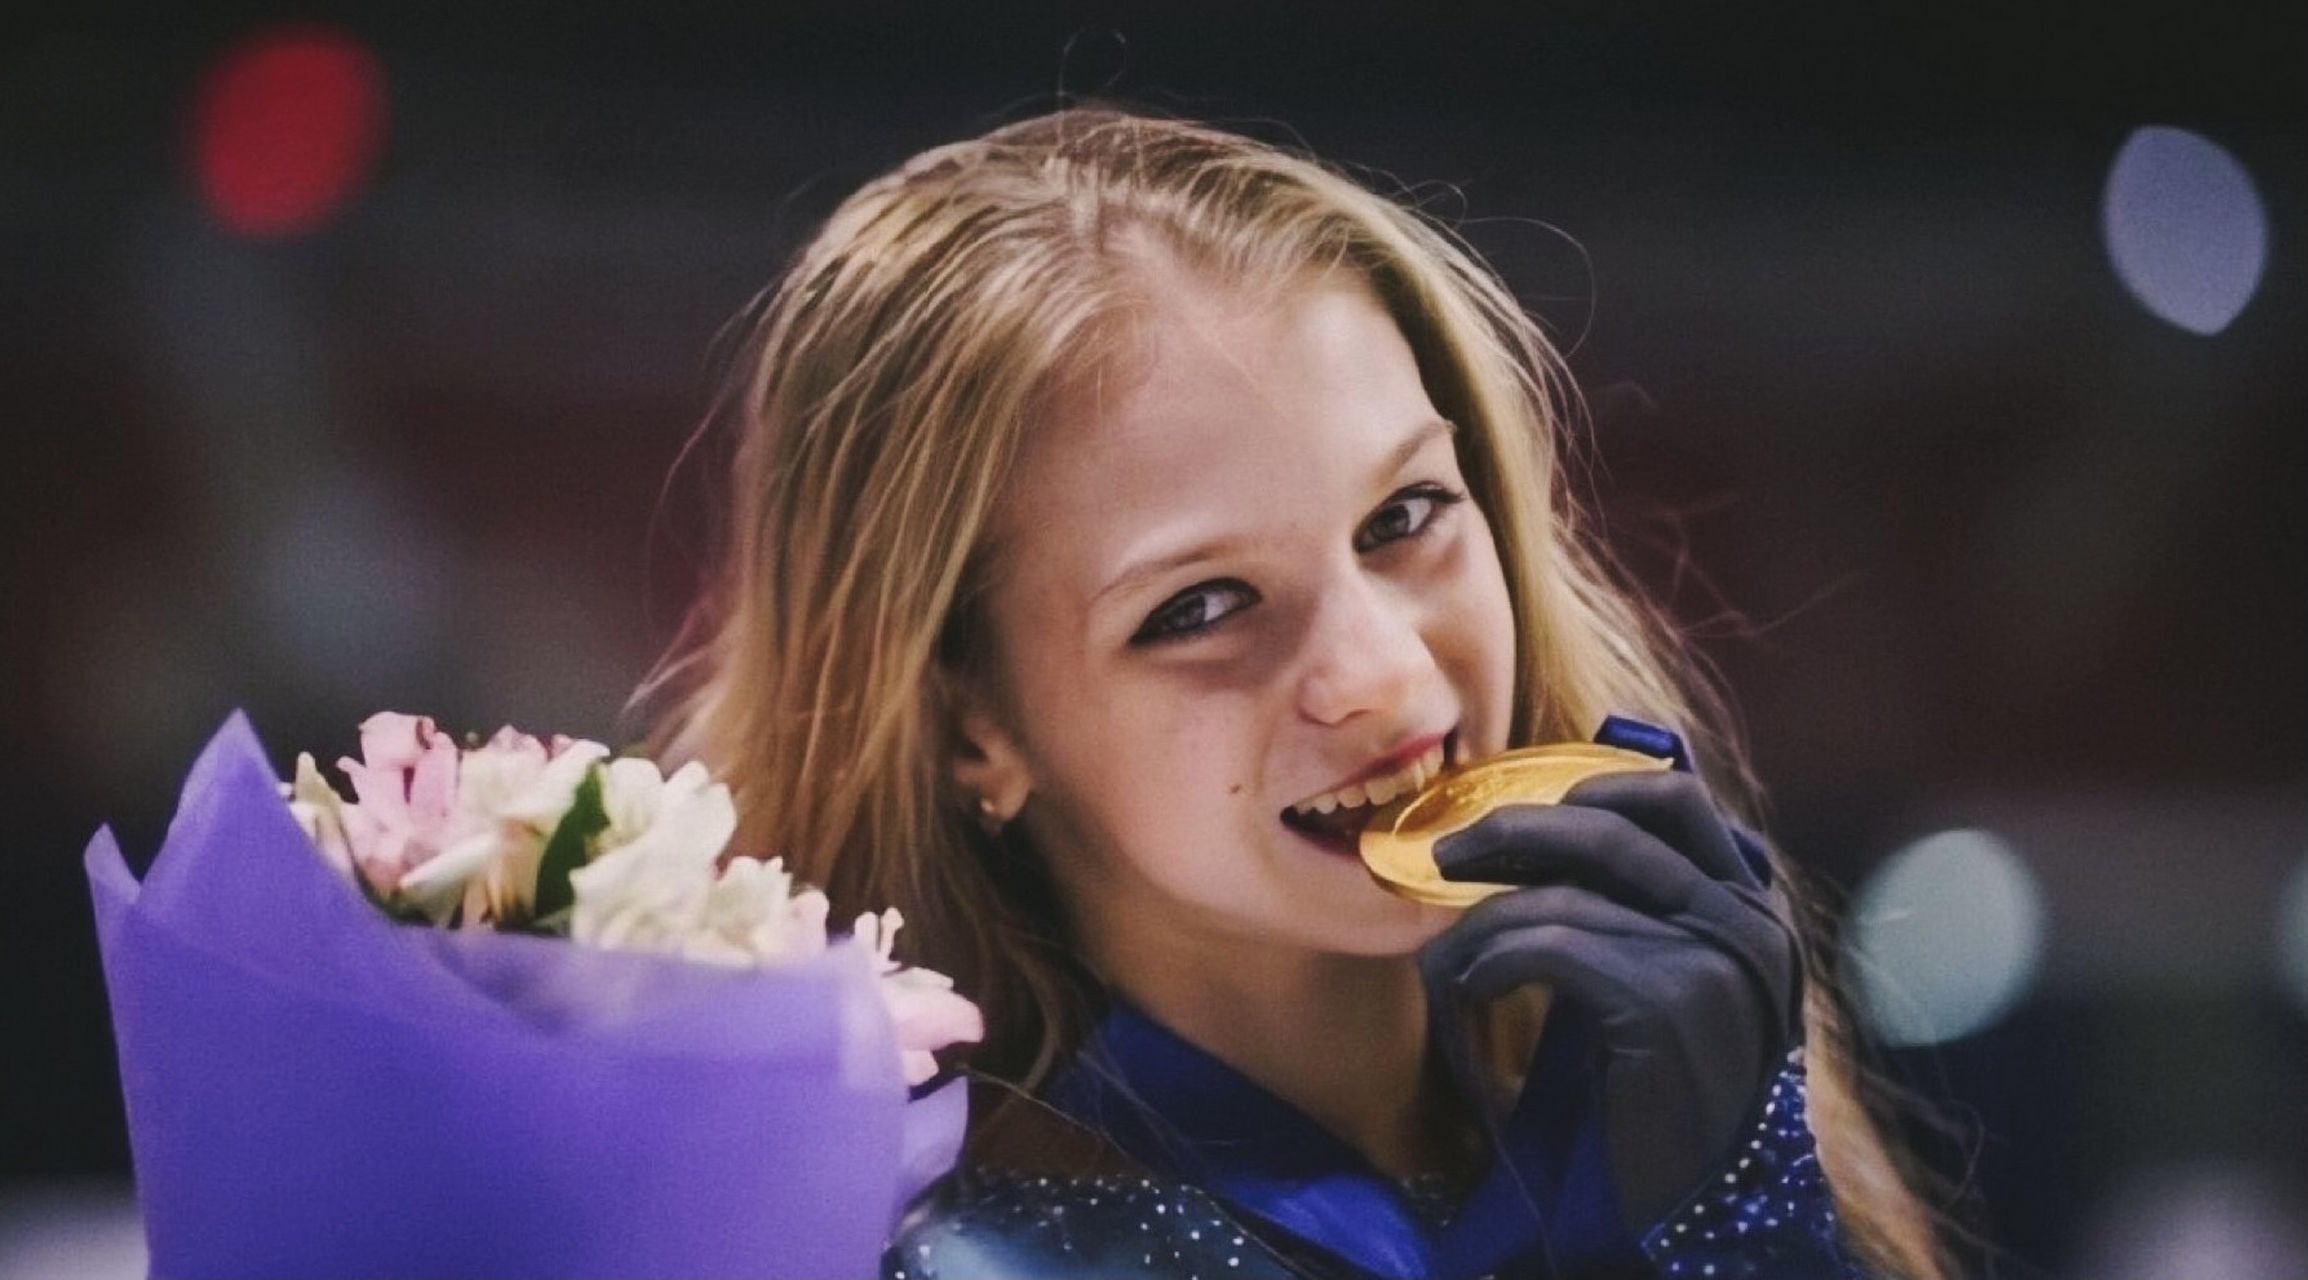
[6,4,2304,1275]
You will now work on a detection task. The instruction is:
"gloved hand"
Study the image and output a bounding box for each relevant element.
[1416,763,1803,1233]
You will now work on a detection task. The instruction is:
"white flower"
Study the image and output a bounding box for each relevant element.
[395,728,609,926]
[594,758,736,870]
[699,855,832,966]
[566,759,744,958]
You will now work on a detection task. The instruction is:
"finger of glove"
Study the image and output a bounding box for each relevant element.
[1664,880,1799,978]
[1432,801,1723,914]
[1674,882,1806,1042]
[1427,883,1712,1010]
[1469,877,1794,995]
[1448,916,1671,1020]
[1423,883,1799,1055]
[1556,769,1759,889]
[1444,891,1784,1054]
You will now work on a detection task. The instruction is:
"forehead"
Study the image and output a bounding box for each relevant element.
[990,266,1440,587]
[1076,270,1412,451]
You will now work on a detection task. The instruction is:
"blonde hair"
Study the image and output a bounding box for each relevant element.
[648,107,1949,1278]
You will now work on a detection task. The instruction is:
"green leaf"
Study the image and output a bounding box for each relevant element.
[531,763,610,928]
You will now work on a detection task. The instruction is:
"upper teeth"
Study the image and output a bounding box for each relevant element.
[1292,744,1447,816]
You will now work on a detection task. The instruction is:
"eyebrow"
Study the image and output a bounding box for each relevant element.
[1386,415,1459,482]
[1091,416,1459,609]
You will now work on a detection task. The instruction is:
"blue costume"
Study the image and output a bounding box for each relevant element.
[887,1002,1855,1279]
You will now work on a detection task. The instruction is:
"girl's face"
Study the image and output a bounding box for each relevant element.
[959,265,1518,969]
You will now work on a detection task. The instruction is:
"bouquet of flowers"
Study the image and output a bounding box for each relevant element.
[86,711,980,1280]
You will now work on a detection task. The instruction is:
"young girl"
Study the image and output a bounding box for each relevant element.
[650,108,1950,1279]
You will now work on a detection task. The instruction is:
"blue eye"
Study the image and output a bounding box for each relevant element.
[1132,580,1258,645]
[1355,484,1465,552]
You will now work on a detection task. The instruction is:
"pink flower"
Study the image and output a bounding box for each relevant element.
[332,712,462,895]
[853,909,985,1087]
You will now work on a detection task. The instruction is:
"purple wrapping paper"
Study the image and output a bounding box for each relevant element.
[86,712,966,1279]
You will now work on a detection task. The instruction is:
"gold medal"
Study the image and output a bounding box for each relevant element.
[1358,743,1673,906]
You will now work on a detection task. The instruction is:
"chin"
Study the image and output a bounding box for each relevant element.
[1261,828,1456,953]
[1320,892,1460,958]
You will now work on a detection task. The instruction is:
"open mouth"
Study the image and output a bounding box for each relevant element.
[1279,803,1383,850]
[1280,733,1452,853]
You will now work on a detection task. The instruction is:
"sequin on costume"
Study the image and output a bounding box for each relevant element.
[885,1168,1298,1280]
[1642,1051,1859,1280]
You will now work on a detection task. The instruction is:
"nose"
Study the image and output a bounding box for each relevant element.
[1295,572,1438,727]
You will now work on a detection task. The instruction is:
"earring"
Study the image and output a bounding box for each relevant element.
[973,795,1006,835]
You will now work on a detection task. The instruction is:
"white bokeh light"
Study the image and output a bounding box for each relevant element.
[0,1182,145,1280]
[2070,1164,2308,1280]
[2102,124,2270,335]
[2276,856,2308,1018]
[1849,828,2046,1046]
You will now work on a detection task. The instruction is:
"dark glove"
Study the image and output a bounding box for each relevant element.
[1416,761,1802,1233]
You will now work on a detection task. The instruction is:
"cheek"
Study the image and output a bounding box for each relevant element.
[1454,521,1522,733]
[1021,683,1262,846]
[1092,703,1268,841]
[1068,729,1284,914]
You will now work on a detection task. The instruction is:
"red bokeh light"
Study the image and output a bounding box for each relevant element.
[190,24,387,238]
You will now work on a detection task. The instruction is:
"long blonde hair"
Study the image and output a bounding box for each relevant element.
[648,106,1949,1278]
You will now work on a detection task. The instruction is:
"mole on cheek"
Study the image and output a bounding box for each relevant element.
[1228,783,1244,795]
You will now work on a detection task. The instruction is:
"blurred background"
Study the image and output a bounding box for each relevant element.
[4,3,2302,1276]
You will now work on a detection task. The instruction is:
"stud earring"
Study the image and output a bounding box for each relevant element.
[973,795,1006,835]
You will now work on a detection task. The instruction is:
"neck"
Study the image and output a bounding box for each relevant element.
[1098,940,1478,1183]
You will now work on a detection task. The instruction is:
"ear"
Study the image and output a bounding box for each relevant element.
[943,675,1035,828]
